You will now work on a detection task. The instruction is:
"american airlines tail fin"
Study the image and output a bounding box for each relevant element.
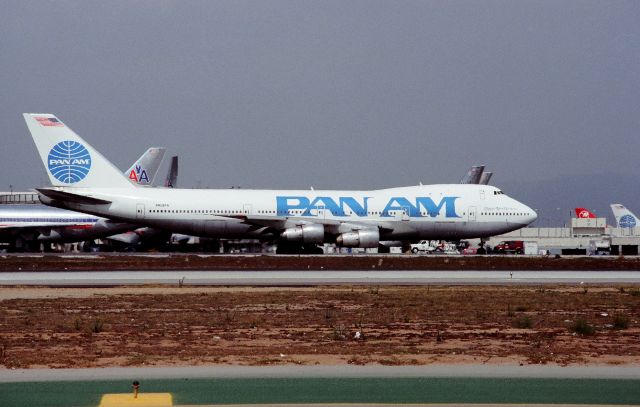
[23,113,134,189]
[125,147,166,186]
[575,207,596,218]
[611,204,639,228]
[164,156,178,188]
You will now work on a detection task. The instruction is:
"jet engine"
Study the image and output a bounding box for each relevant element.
[336,229,379,248]
[280,223,324,244]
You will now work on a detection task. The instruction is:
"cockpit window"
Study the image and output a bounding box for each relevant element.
[493,190,504,195]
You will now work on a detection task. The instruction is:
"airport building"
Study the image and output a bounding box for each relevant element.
[0,191,39,204]
[486,217,640,255]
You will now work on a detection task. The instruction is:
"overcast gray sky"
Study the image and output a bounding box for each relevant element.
[1,1,639,219]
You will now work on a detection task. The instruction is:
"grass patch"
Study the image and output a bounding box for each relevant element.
[613,315,630,330]
[570,318,595,336]
[90,319,103,333]
[513,315,533,329]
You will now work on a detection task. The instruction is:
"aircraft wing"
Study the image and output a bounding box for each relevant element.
[226,214,394,235]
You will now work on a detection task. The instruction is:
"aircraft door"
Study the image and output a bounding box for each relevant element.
[136,203,145,220]
[399,206,410,221]
[311,205,326,219]
[243,204,252,215]
[468,206,477,222]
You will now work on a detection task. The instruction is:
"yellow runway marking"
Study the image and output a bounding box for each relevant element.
[99,393,172,406]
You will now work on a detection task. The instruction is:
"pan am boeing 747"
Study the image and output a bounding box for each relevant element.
[24,114,537,252]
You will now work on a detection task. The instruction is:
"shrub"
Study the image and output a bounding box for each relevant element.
[571,319,595,336]
[506,304,514,317]
[332,325,347,341]
[90,319,104,333]
[513,316,533,329]
[613,315,630,330]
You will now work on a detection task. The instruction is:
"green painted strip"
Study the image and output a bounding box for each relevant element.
[0,378,639,407]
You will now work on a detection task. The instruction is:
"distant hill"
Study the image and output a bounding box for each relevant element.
[499,173,639,227]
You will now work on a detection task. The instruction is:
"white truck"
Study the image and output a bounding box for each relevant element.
[410,240,458,254]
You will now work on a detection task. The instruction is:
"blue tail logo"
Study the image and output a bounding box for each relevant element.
[47,141,92,184]
[620,214,637,228]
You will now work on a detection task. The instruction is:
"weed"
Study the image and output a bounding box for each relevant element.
[90,319,103,333]
[74,318,82,331]
[629,289,640,297]
[618,287,625,293]
[570,318,595,336]
[178,277,185,288]
[368,286,380,295]
[613,315,630,330]
[324,308,333,321]
[332,325,347,341]
[506,304,514,317]
[513,316,533,329]
[224,311,235,323]
[515,305,527,312]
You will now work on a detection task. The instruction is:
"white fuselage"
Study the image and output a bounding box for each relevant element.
[0,204,135,243]
[44,184,537,242]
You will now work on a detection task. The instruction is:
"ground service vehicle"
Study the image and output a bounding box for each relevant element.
[494,240,524,254]
[410,240,436,253]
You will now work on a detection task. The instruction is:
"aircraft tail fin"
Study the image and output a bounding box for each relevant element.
[24,113,134,189]
[575,207,596,218]
[610,204,639,228]
[478,171,493,185]
[164,156,178,188]
[125,147,166,186]
[460,165,485,184]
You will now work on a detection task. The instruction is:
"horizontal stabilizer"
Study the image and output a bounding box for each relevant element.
[36,188,112,205]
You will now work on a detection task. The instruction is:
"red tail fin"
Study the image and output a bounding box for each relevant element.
[575,208,596,218]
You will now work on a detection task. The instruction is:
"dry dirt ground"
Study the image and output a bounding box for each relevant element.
[1,285,639,369]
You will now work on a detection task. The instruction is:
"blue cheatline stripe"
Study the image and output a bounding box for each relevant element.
[0,218,98,223]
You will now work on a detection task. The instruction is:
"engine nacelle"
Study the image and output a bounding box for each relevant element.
[336,229,379,248]
[280,223,324,244]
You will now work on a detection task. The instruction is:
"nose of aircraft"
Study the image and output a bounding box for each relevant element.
[523,205,537,225]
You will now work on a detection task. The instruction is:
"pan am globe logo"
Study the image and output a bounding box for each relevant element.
[47,141,92,184]
[620,214,637,228]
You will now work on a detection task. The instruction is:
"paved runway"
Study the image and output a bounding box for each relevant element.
[3,364,640,382]
[2,366,640,407]
[0,270,639,286]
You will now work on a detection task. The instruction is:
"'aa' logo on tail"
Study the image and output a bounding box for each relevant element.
[47,141,92,184]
